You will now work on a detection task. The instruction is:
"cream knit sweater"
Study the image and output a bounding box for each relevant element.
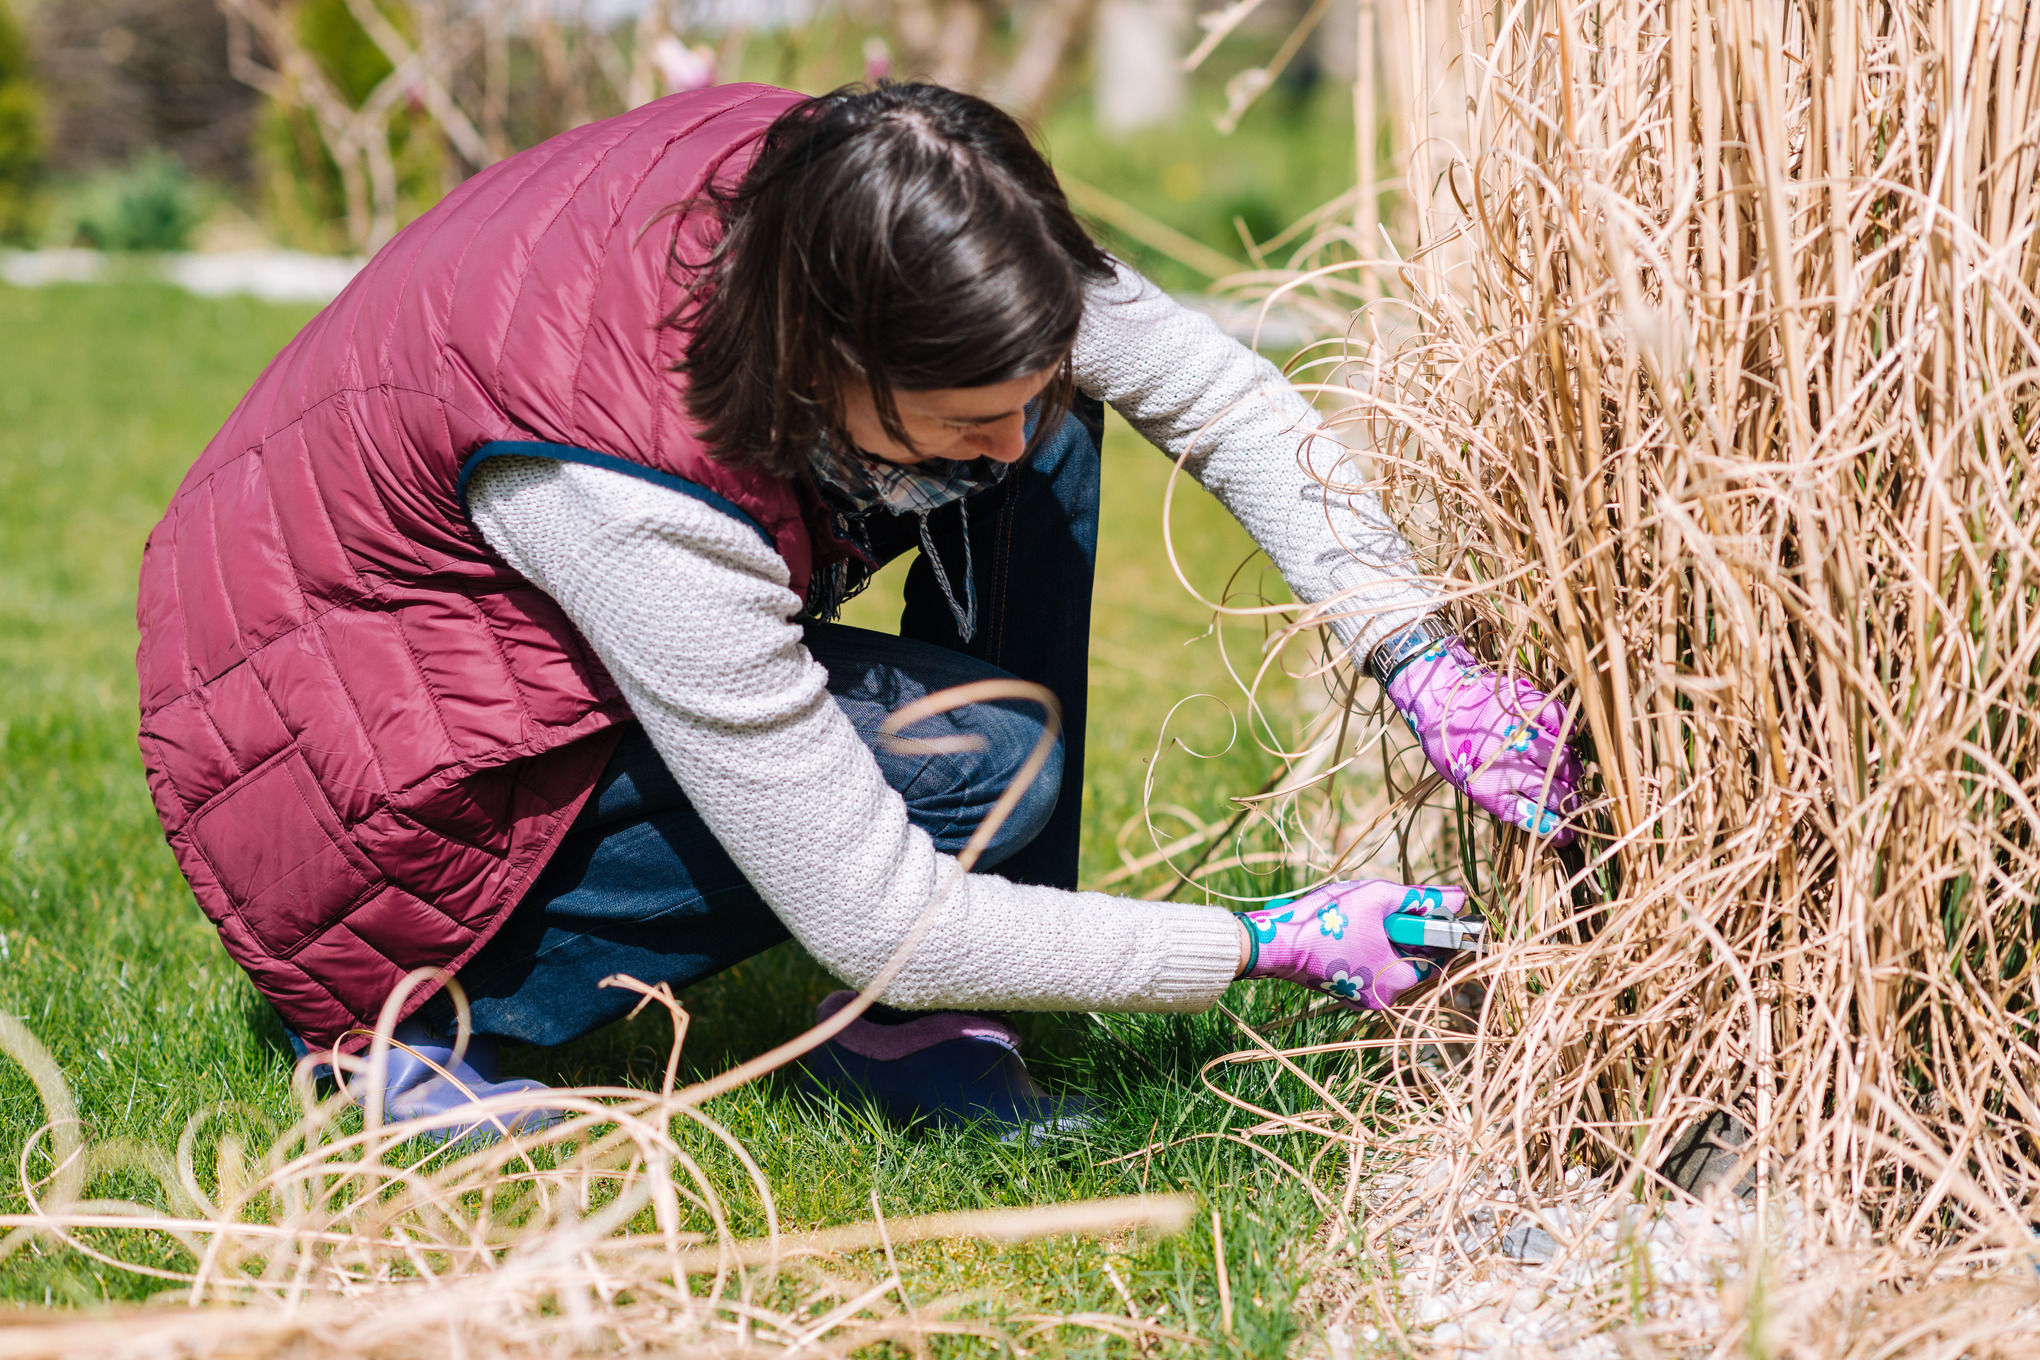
[467,262,1437,1014]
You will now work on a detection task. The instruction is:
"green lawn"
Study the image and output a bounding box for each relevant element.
[0,281,1374,1349]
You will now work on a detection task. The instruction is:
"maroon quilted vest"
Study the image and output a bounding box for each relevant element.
[136,84,815,1051]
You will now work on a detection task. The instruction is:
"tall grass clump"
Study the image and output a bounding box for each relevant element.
[1202,0,2040,1346]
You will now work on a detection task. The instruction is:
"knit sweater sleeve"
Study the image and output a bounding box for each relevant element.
[466,456,1244,1013]
[1073,260,1439,656]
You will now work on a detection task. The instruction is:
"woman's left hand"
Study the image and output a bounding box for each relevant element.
[1385,636,1581,844]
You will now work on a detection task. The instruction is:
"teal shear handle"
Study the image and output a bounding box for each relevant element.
[1382,912,1486,953]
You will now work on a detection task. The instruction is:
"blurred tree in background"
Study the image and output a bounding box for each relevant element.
[0,0,41,242]
[221,0,697,251]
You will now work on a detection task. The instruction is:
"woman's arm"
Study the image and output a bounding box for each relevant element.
[467,456,1244,1012]
[1073,261,1439,657]
[1073,266,1581,838]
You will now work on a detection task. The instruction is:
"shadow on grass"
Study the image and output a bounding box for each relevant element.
[501,932,1350,1138]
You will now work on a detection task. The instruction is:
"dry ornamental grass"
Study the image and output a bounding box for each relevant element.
[1168,0,2040,1351]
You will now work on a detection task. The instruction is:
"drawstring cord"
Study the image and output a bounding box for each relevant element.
[916,498,977,643]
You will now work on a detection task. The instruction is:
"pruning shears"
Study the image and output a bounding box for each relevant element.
[1262,896,1489,954]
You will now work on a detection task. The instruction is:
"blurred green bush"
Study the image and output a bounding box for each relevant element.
[0,0,41,244]
[45,152,206,251]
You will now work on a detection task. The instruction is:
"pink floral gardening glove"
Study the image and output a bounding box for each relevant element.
[1379,628,1581,845]
[1240,880,1467,1011]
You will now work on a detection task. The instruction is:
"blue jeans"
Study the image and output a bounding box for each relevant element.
[425,401,1103,1047]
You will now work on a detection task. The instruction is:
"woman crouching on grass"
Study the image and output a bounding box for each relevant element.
[135,82,1578,1137]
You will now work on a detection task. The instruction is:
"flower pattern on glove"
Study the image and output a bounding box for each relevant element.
[1385,636,1582,845]
[1241,879,1467,1012]
[1514,796,1561,836]
[1399,886,1446,916]
[1323,970,1365,1002]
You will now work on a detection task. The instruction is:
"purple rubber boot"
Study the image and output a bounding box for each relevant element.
[802,992,1093,1141]
[354,1018,567,1145]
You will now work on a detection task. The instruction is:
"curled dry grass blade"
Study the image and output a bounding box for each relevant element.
[1152,0,2040,1351]
[0,681,1201,1355]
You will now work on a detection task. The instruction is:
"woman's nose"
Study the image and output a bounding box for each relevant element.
[971,414,1030,464]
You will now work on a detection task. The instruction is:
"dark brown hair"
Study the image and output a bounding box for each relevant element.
[669,82,1114,478]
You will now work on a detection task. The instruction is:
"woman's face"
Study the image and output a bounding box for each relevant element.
[840,366,1061,467]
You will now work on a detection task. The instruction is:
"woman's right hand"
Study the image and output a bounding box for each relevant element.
[1239,880,1466,1011]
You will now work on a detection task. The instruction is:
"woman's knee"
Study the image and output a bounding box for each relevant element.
[958,702,1063,867]
[807,622,1066,865]
[893,696,1063,867]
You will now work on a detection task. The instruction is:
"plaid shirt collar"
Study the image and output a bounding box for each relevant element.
[808,438,1012,518]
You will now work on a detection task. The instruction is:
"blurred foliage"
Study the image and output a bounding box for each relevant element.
[6,0,1357,271]
[0,0,40,244]
[25,0,257,183]
[303,0,410,103]
[1042,70,1355,294]
[715,16,1354,295]
[257,0,442,253]
[43,152,207,251]
[222,0,1355,273]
